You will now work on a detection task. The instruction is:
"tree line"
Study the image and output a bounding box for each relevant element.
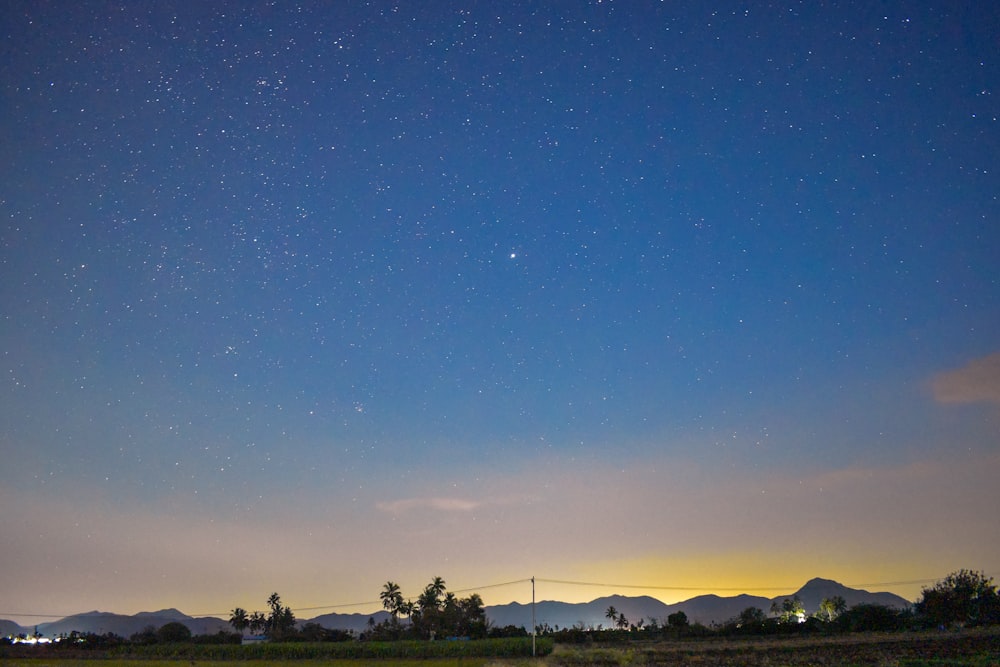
[225,577,521,643]
[543,569,999,642]
[370,576,502,640]
[10,568,993,650]
[191,569,1000,642]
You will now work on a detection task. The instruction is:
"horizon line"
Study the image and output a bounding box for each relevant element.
[9,571,992,621]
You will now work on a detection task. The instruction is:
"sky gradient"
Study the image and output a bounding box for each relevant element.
[2,2,999,626]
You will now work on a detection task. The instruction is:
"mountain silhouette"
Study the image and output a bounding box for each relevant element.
[0,620,22,638]
[782,577,906,613]
[1,578,912,637]
[307,610,392,632]
[134,608,189,621]
[676,593,774,626]
[29,609,229,639]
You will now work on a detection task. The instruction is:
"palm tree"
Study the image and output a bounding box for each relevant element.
[428,576,447,601]
[248,610,267,635]
[381,581,404,619]
[418,587,439,613]
[605,605,618,628]
[819,595,847,622]
[617,612,629,630]
[229,607,249,635]
[771,596,804,624]
[264,592,295,638]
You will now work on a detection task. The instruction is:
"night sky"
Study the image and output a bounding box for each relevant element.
[2,2,998,624]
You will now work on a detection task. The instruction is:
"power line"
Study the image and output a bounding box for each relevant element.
[848,578,951,588]
[193,578,534,618]
[0,579,534,620]
[281,599,382,614]
[448,578,533,595]
[534,576,950,593]
[538,578,758,592]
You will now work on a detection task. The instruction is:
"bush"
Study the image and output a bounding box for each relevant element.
[836,604,906,632]
[155,621,191,643]
[916,570,999,628]
[488,624,529,638]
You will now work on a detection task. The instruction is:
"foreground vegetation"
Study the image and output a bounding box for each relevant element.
[551,627,1000,666]
[118,636,549,660]
[0,637,551,662]
[1,629,998,666]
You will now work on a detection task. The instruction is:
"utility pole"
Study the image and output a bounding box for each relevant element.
[531,576,536,657]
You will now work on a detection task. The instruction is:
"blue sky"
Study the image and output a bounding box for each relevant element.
[1,1,998,624]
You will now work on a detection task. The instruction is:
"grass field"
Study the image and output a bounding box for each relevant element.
[549,628,1000,666]
[1,628,998,666]
[0,662,513,667]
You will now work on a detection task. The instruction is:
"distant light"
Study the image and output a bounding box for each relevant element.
[509,253,517,259]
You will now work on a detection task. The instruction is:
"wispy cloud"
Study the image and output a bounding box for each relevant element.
[930,351,1000,405]
[376,497,482,513]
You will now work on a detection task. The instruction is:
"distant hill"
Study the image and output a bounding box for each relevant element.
[483,592,799,630]
[483,579,911,629]
[779,577,910,614]
[676,593,773,626]
[487,594,674,631]
[307,610,392,633]
[134,608,190,622]
[0,620,24,637]
[34,609,229,638]
[0,578,914,638]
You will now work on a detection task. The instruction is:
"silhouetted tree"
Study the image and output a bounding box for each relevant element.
[916,569,999,628]
[771,596,805,623]
[265,592,296,639]
[131,625,158,645]
[488,624,528,638]
[605,606,618,629]
[428,576,447,601]
[229,607,249,635]
[667,611,689,628]
[836,603,905,632]
[156,621,192,643]
[739,606,767,628]
[296,622,351,642]
[380,581,405,621]
[457,593,488,638]
[414,578,446,638]
[248,611,267,635]
[818,596,847,622]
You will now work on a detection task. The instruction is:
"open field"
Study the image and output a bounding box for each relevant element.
[550,628,1000,666]
[0,658,524,667]
[1,629,998,666]
[0,662,518,667]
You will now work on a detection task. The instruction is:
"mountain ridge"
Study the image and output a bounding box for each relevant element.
[2,578,911,637]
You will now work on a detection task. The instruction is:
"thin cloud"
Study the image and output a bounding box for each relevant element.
[376,497,481,513]
[931,351,1000,405]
